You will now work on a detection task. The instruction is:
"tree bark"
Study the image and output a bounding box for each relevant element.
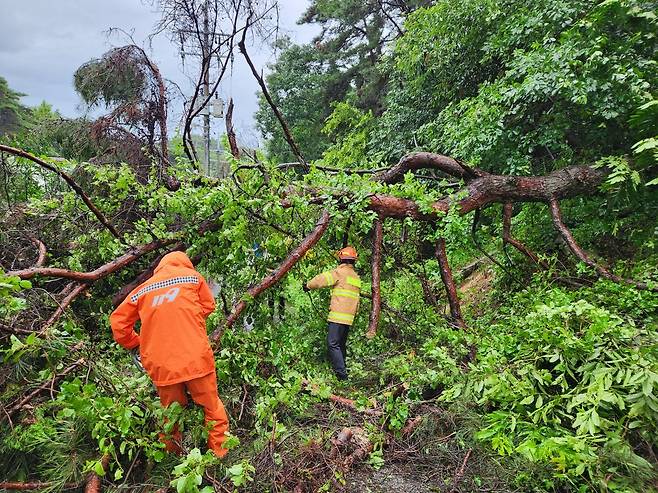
[84,454,110,493]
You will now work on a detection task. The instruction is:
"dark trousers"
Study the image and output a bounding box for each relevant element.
[327,322,350,379]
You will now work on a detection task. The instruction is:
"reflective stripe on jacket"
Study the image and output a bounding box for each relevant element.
[110,251,216,386]
[306,263,361,325]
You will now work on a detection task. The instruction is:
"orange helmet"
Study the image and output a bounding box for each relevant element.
[337,246,358,260]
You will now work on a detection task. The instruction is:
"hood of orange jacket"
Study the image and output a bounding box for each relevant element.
[155,251,194,273]
[110,251,217,386]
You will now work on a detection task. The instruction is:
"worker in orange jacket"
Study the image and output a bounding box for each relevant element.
[304,246,361,380]
[110,251,229,457]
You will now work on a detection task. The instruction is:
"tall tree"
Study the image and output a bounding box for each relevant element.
[0,77,29,137]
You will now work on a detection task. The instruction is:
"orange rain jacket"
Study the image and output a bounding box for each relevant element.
[306,263,361,325]
[110,252,216,386]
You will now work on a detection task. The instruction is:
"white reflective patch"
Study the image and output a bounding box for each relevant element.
[152,287,180,307]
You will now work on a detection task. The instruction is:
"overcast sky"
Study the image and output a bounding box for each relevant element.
[0,0,318,146]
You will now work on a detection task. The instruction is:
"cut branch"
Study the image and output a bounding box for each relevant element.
[436,237,466,328]
[0,144,123,241]
[84,454,110,493]
[366,218,383,339]
[549,199,655,291]
[301,380,381,416]
[212,210,331,341]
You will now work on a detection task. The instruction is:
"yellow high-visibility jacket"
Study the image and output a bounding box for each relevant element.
[306,263,361,325]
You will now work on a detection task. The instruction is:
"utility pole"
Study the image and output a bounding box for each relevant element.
[202,0,211,176]
[177,0,229,177]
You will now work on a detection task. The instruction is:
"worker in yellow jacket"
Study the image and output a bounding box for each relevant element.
[304,246,361,380]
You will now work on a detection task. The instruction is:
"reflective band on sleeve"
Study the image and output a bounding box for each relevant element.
[332,288,360,299]
[328,311,355,324]
[346,277,361,288]
[323,271,334,286]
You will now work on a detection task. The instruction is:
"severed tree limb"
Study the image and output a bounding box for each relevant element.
[225,97,240,159]
[502,203,548,269]
[238,20,307,171]
[549,199,655,291]
[30,237,47,268]
[211,210,331,341]
[366,218,383,339]
[7,238,177,281]
[0,144,124,242]
[84,454,110,493]
[435,238,466,329]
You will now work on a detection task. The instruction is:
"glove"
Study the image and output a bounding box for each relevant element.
[302,284,310,292]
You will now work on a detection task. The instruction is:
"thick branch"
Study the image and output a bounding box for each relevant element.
[373,152,483,184]
[7,239,177,281]
[502,203,548,268]
[366,218,383,339]
[368,164,607,220]
[436,238,466,329]
[549,199,655,291]
[211,210,331,341]
[0,145,123,241]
